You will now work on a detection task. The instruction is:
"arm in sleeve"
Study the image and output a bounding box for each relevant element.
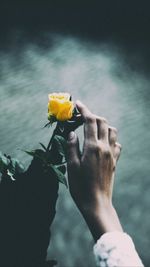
[93,231,144,267]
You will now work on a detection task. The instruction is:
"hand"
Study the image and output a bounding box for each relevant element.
[67,101,123,241]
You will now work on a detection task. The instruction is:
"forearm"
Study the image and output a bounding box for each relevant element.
[82,206,144,266]
[82,203,123,242]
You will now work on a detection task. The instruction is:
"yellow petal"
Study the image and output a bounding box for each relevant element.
[48,99,59,116]
[56,101,74,121]
[48,92,74,121]
[48,93,70,101]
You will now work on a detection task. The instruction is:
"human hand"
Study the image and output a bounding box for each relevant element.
[67,101,123,241]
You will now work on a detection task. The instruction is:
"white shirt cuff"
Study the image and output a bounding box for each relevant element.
[93,231,144,267]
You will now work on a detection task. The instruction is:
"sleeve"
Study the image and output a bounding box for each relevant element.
[93,231,144,267]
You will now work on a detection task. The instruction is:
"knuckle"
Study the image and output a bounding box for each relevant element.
[86,142,100,155]
[86,114,96,124]
[85,141,100,153]
[102,117,108,124]
[115,142,122,150]
[67,139,75,147]
[109,126,118,134]
[109,127,118,144]
[67,137,77,147]
[98,116,108,125]
[99,143,111,158]
[103,148,111,159]
[93,144,101,154]
[114,143,122,161]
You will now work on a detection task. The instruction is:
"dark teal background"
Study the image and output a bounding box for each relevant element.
[0,2,150,266]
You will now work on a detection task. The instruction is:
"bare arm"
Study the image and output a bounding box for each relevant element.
[66,101,144,266]
[67,100,122,241]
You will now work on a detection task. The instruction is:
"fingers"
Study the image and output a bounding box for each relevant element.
[96,116,109,143]
[114,142,122,161]
[76,100,122,161]
[108,127,117,145]
[108,127,122,160]
[67,131,80,168]
[76,100,97,142]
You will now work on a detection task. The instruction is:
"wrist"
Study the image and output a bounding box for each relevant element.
[82,201,123,242]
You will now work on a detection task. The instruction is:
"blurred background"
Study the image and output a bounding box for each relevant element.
[0,1,150,266]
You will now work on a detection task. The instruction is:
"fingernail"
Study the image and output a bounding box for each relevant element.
[68,131,75,141]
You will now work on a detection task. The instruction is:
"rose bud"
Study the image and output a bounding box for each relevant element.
[48,93,74,122]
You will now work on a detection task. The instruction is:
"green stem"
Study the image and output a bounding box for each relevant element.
[46,132,54,152]
[46,127,58,152]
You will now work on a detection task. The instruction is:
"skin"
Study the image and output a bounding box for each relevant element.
[67,100,123,242]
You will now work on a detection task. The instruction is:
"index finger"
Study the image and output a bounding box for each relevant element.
[76,100,97,141]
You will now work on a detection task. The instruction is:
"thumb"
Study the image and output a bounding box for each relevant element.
[67,131,80,168]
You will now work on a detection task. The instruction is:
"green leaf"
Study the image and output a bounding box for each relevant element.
[43,122,51,128]
[0,152,25,180]
[39,143,47,151]
[50,164,68,187]
[55,163,66,174]
[9,158,25,174]
[52,135,67,157]
[57,165,66,174]
[0,152,10,173]
[24,150,36,157]
[48,115,57,124]
[24,149,49,165]
[0,152,9,166]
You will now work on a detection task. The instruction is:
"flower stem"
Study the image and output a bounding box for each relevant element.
[46,130,56,152]
[46,123,61,152]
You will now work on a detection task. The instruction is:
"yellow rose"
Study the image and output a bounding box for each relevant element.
[48,93,74,121]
